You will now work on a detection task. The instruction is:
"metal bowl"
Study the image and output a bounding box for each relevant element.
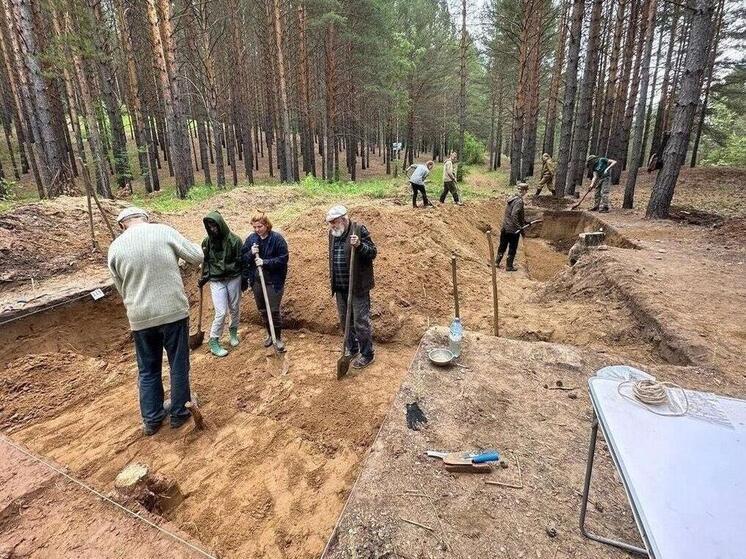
[428,348,455,367]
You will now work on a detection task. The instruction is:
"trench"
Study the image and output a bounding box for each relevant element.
[0,205,695,558]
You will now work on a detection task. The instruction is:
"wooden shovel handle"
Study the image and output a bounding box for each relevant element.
[197,285,204,332]
[342,224,358,352]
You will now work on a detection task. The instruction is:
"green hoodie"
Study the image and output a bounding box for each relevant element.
[201,211,243,282]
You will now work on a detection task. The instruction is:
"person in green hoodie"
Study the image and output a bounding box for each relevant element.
[198,211,245,357]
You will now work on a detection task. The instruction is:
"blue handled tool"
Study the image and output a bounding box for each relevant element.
[471,451,500,463]
[426,450,500,464]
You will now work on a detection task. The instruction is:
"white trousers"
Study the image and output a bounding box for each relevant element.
[209,276,241,338]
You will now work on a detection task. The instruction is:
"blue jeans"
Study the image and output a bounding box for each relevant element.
[132,318,191,428]
[335,291,374,360]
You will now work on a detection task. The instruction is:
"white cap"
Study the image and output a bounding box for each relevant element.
[116,206,149,224]
[325,205,348,222]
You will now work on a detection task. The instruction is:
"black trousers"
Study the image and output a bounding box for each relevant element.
[411,182,430,207]
[440,181,460,203]
[497,229,520,261]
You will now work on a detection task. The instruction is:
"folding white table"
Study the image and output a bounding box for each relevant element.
[580,376,746,558]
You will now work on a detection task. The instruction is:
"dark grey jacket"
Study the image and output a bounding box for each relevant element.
[502,195,526,234]
[328,221,376,295]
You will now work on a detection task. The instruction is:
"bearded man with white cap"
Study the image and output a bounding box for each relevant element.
[107,207,203,435]
[326,205,377,369]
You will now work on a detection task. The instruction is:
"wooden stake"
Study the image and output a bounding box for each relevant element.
[486,230,499,336]
[451,254,459,319]
[78,157,117,241]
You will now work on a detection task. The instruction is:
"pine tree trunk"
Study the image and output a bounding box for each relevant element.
[457,0,467,178]
[598,0,626,154]
[521,2,544,178]
[271,0,294,182]
[623,0,658,208]
[543,0,570,157]
[147,0,192,197]
[0,3,30,180]
[324,21,336,181]
[89,0,130,190]
[650,4,679,160]
[566,0,602,194]
[10,0,72,197]
[555,0,585,196]
[646,0,716,218]
[690,0,725,167]
[71,47,111,198]
[297,2,315,177]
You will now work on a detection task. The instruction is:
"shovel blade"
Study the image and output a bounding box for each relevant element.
[188,331,204,350]
[336,354,352,380]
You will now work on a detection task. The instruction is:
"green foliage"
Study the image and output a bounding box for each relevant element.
[701,135,746,167]
[131,184,219,213]
[699,90,746,167]
[299,175,395,200]
[462,133,486,165]
[0,178,17,201]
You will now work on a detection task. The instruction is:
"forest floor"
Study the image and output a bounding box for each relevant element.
[0,163,744,558]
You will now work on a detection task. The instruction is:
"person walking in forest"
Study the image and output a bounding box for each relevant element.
[199,211,244,358]
[107,207,203,436]
[326,205,377,369]
[534,153,556,196]
[241,212,289,352]
[406,160,434,208]
[495,183,529,272]
[440,152,462,205]
[585,154,618,212]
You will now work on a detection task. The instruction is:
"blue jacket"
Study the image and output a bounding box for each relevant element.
[241,231,289,290]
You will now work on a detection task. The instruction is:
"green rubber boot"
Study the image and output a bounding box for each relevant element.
[208,337,228,357]
[229,327,240,348]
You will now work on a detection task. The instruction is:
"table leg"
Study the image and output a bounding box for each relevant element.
[579,415,650,556]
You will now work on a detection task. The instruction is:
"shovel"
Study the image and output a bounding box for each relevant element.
[337,224,359,380]
[571,184,596,210]
[256,260,284,357]
[188,286,205,350]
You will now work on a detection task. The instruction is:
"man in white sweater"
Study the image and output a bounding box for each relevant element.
[107,207,204,435]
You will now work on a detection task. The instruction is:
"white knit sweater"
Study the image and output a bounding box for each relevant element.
[107,223,203,331]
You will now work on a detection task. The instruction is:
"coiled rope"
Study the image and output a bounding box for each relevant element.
[618,379,689,417]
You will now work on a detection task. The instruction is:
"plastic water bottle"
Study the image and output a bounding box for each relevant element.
[449,317,463,358]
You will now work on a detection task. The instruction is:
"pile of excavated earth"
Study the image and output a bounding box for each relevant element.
[1,179,744,558]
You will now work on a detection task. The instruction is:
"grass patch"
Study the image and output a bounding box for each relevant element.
[298,175,397,200]
[131,183,223,213]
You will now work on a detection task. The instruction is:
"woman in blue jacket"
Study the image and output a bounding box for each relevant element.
[241,212,289,351]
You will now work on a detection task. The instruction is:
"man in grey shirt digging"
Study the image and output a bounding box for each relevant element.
[406,161,434,208]
[107,207,203,435]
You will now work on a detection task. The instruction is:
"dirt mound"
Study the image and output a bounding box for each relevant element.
[544,251,704,366]
[0,196,124,286]
[713,216,746,241]
[669,206,725,227]
[278,203,504,344]
[0,350,128,432]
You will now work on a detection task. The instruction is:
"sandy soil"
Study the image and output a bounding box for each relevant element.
[0,435,209,558]
[0,167,744,557]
